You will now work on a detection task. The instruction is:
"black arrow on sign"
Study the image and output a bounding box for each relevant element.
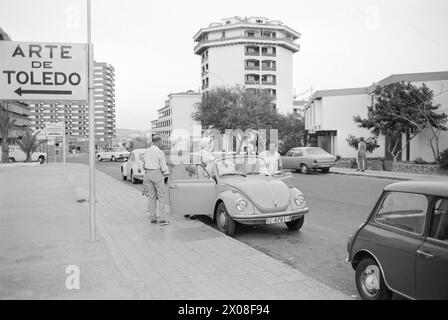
[14,87,72,97]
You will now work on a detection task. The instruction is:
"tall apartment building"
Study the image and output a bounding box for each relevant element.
[0,27,31,144]
[193,16,300,114]
[29,61,116,149]
[151,90,201,148]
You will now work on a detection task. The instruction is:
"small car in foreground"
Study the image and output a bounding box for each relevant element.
[168,155,309,236]
[282,147,337,174]
[121,149,145,183]
[8,145,47,164]
[347,181,448,300]
[97,147,130,162]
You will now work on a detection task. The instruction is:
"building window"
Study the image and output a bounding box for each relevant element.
[245,30,256,38]
[262,74,276,85]
[245,45,260,56]
[262,46,276,56]
[222,31,226,38]
[245,74,260,85]
[262,31,276,38]
[245,59,260,70]
[256,19,263,23]
[261,60,276,71]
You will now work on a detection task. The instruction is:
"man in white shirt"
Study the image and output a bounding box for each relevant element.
[259,141,283,175]
[143,135,170,225]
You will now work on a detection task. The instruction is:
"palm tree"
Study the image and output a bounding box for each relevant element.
[0,103,16,163]
[16,130,46,162]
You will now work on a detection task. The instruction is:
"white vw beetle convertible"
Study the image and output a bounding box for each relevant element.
[168,155,309,236]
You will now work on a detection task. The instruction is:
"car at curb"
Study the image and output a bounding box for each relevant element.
[120,149,145,183]
[8,145,47,164]
[282,147,337,174]
[168,155,309,236]
[96,147,130,162]
[347,181,448,300]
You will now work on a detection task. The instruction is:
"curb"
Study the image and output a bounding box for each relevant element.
[0,162,42,168]
[330,171,409,181]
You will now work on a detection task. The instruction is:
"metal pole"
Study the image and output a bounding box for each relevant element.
[87,0,96,242]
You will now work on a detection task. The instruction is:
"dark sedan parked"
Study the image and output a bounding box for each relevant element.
[347,181,448,300]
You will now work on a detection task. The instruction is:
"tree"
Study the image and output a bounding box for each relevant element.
[346,135,380,154]
[16,130,46,162]
[194,86,280,152]
[0,103,17,163]
[277,113,305,154]
[354,82,447,162]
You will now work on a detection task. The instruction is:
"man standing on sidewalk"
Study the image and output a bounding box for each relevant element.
[357,137,367,172]
[143,135,170,225]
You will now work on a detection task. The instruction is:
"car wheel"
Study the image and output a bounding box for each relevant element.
[300,164,309,174]
[38,156,45,164]
[215,202,236,236]
[97,155,102,162]
[130,170,138,184]
[285,216,304,231]
[321,168,330,173]
[111,156,116,162]
[8,157,15,163]
[355,258,392,300]
[121,168,127,181]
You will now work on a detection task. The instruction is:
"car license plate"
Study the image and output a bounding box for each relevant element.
[266,216,292,224]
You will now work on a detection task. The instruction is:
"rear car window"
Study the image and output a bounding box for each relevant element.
[429,198,448,242]
[374,192,428,235]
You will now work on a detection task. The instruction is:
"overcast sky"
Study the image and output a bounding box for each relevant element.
[1,0,447,130]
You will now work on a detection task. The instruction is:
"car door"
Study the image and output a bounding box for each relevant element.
[282,150,294,169]
[367,191,428,297]
[127,152,135,176]
[169,164,216,217]
[415,197,448,299]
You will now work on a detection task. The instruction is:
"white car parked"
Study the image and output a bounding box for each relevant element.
[8,145,47,164]
[96,147,130,162]
[120,149,146,184]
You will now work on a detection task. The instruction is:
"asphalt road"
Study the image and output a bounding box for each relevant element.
[68,155,396,298]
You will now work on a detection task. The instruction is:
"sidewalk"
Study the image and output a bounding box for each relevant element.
[331,167,448,181]
[0,163,349,300]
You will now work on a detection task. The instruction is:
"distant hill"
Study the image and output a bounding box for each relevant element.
[116,128,147,138]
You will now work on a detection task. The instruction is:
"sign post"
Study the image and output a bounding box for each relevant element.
[46,122,65,173]
[87,0,96,242]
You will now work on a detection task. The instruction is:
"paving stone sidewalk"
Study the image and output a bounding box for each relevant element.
[0,163,349,299]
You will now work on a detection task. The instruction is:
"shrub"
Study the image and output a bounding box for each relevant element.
[438,149,448,169]
[414,157,428,165]
[346,135,380,153]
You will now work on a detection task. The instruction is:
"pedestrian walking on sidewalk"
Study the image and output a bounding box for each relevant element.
[357,137,367,172]
[143,135,171,226]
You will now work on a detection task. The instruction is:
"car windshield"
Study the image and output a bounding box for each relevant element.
[215,156,270,177]
[306,147,327,154]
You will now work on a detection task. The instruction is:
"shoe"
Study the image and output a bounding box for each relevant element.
[158,220,171,226]
[150,218,158,224]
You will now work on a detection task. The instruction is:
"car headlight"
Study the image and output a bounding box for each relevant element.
[235,199,248,212]
[294,193,306,208]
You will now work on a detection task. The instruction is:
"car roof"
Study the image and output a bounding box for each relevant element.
[384,180,448,197]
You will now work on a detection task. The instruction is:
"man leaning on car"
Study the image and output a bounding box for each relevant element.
[143,135,170,226]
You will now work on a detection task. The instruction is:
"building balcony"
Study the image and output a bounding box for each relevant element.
[261,52,276,57]
[245,51,260,56]
[245,80,260,85]
[262,80,276,85]
[245,65,260,70]
[262,66,276,71]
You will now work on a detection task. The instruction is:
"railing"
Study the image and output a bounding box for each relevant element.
[262,52,276,57]
[245,80,260,85]
[244,65,260,70]
[245,51,260,56]
[262,66,276,71]
[262,80,277,85]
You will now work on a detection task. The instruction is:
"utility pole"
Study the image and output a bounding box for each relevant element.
[87,0,96,242]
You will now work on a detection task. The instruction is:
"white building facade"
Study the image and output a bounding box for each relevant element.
[193,16,300,114]
[151,90,202,148]
[304,71,448,162]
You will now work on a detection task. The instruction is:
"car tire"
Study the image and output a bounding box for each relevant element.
[215,202,236,236]
[121,168,127,181]
[130,170,138,184]
[97,155,102,162]
[321,168,330,173]
[285,216,304,231]
[300,164,309,174]
[355,258,392,300]
[111,156,116,162]
[8,157,15,163]
[38,156,45,164]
